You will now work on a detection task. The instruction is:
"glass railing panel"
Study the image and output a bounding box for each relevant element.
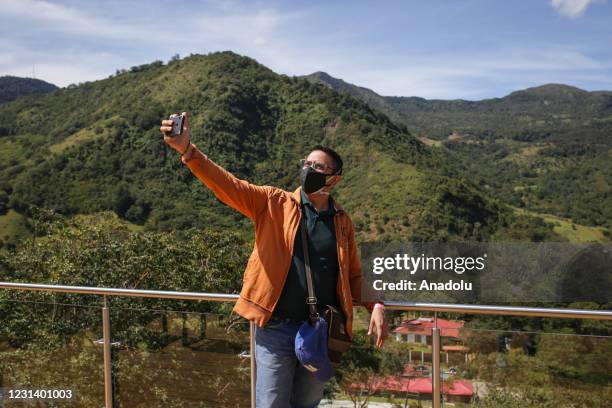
[1,286,608,408]
[109,301,250,408]
[325,308,612,408]
[0,297,104,407]
[456,327,612,407]
[324,309,441,407]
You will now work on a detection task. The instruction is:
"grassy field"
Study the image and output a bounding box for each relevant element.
[0,138,23,164]
[513,207,609,243]
[0,209,29,247]
[417,136,443,147]
[0,211,147,251]
[47,117,122,154]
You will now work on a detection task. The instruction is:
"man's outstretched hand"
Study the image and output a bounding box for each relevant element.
[160,111,190,154]
[368,306,388,348]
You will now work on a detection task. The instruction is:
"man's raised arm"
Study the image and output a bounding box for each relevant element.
[161,112,269,220]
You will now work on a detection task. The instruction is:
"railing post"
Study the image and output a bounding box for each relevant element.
[102,296,113,408]
[432,313,441,408]
[250,321,256,408]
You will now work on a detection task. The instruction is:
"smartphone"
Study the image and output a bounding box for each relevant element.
[169,113,184,137]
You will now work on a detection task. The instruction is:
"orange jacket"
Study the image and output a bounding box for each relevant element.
[184,147,371,336]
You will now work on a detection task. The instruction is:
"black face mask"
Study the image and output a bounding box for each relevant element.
[300,167,329,194]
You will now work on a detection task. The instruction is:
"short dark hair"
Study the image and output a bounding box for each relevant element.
[311,145,343,175]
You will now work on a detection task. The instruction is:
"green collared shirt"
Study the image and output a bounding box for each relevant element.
[272,190,339,322]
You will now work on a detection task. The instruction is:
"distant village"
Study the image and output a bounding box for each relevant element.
[351,316,478,405]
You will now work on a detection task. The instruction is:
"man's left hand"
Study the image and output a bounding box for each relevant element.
[368,305,388,348]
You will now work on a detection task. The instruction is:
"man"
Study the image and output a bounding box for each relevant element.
[160,112,387,407]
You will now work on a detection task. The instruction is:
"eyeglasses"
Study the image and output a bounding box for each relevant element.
[300,159,335,174]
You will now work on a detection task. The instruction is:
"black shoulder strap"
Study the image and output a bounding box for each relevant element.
[300,205,319,325]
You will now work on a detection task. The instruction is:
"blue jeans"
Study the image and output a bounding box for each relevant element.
[255,318,327,408]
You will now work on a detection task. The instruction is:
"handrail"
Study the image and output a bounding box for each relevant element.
[384,300,612,320]
[0,282,239,302]
[1,281,611,320]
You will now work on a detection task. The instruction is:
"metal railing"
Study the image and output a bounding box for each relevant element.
[1,281,611,408]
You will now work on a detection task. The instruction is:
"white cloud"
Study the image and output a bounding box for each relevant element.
[0,37,129,86]
[194,8,307,51]
[0,0,304,86]
[0,1,609,98]
[289,45,610,99]
[477,46,604,71]
[550,0,606,18]
[6,62,111,87]
[0,0,152,41]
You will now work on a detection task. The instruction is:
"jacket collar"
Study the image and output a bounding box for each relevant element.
[292,187,344,213]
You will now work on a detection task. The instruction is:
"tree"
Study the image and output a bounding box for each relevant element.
[0,211,250,348]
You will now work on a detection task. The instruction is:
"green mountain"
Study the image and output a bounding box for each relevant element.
[305,72,394,120]
[0,52,566,248]
[303,73,612,230]
[0,76,58,105]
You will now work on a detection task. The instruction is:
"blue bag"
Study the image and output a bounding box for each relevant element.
[295,316,334,382]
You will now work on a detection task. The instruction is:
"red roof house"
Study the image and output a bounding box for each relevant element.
[351,375,473,402]
[394,317,464,339]
[408,377,433,394]
[445,380,473,396]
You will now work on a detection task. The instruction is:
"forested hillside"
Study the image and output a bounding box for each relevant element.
[304,73,612,232]
[0,51,557,249]
[0,76,58,105]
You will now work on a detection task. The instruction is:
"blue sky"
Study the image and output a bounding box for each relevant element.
[0,0,610,99]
